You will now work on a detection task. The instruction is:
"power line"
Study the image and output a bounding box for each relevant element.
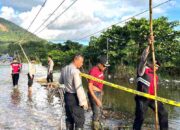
[77,0,171,40]
[33,0,66,34]
[15,0,78,62]
[16,0,47,63]
[27,0,47,31]
[36,0,78,34]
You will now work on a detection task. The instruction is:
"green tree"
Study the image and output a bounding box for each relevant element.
[87,17,180,74]
[63,40,83,51]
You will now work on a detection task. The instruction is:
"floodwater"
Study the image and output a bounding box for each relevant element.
[0,64,65,130]
[0,64,117,130]
[102,75,180,129]
[0,64,180,130]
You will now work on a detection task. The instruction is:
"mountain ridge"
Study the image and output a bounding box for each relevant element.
[0,17,45,44]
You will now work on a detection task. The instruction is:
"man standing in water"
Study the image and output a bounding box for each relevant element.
[11,58,22,87]
[133,36,168,130]
[59,54,88,130]
[27,58,36,97]
[47,55,54,88]
[88,56,109,130]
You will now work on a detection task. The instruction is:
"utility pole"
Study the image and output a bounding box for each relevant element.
[106,38,111,79]
[106,38,111,67]
[106,38,109,65]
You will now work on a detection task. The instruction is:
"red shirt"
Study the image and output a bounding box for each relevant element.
[11,62,21,74]
[145,68,159,95]
[89,66,104,90]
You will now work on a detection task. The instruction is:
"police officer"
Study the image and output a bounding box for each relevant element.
[47,55,54,88]
[59,54,88,130]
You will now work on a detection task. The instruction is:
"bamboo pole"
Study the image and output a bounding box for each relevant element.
[149,0,159,130]
[18,40,30,63]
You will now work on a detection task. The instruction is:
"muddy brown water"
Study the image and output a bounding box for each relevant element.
[0,64,180,130]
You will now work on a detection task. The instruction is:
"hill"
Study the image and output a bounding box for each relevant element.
[0,17,44,44]
[0,17,50,55]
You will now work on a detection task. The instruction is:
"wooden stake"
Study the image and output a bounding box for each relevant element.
[149,0,159,130]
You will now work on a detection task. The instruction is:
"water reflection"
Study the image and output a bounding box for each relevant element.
[28,87,33,102]
[11,88,21,105]
[47,89,55,104]
[0,65,67,130]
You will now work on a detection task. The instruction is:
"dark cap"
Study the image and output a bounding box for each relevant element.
[98,55,110,67]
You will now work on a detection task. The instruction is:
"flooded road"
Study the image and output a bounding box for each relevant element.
[0,64,65,130]
[0,64,114,130]
[0,64,180,129]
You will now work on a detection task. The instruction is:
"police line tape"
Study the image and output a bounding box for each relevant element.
[80,73,180,107]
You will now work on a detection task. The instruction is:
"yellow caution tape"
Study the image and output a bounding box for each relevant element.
[80,73,180,107]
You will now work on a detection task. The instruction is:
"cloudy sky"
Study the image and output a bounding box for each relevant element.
[0,0,179,44]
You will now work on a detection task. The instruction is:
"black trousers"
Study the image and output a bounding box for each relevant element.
[64,92,85,128]
[27,73,34,87]
[12,74,19,86]
[133,96,168,130]
[47,72,53,83]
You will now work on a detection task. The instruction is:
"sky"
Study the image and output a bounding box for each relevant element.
[0,0,179,45]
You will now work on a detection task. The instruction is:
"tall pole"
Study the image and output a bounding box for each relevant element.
[149,0,159,130]
[107,38,109,64]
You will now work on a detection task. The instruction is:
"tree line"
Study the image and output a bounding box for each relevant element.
[5,17,180,77]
